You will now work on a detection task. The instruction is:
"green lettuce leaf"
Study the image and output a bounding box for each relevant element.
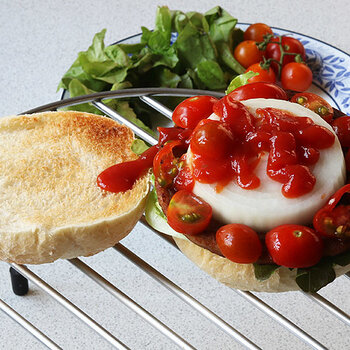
[175,20,217,70]
[205,6,237,43]
[218,42,245,75]
[253,264,279,281]
[196,60,226,90]
[155,5,172,42]
[61,79,101,114]
[57,57,107,92]
[131,139,149,155]
[331,250,350,266]
[296,258,336,293]
[226,71,259,94]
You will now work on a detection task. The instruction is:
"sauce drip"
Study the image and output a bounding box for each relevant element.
[190,100,335,198]
[97,145,159,193]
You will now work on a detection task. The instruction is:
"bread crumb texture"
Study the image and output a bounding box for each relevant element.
[0,111,149,264]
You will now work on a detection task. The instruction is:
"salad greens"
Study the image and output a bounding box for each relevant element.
[253,251,350,292]
[58,6,245,120]
[226,71,258,94]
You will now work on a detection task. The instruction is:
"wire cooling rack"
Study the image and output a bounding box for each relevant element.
[1,88,350,350]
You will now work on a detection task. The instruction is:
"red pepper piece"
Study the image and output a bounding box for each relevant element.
[313,184,350,239]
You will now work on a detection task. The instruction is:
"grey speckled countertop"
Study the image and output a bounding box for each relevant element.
[1,1,350,349]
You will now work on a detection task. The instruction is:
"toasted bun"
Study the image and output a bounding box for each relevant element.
[174,237,350,292]
[0,111,150,264]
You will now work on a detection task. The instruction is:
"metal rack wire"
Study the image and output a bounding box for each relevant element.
[1,88,350,349]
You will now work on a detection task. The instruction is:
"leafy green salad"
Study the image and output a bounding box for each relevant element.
[58,6,245,126]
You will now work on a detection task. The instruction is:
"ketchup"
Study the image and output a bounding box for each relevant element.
[97,145,159,193]
[97,127,192,194]
[190,101,335,198]
[97,100,335,199]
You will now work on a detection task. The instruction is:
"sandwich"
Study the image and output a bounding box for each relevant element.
[143,84,350,292]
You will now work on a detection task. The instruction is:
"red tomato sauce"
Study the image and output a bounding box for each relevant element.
[97,145,159,193]
[191,101,335,198]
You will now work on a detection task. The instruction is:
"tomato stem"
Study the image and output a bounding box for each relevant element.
[256,35,306,79]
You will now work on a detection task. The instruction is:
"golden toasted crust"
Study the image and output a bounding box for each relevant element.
[0,111,150,264]
[174,237,350,292]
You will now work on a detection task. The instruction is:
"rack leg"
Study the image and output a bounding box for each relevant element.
[9,267,29,296]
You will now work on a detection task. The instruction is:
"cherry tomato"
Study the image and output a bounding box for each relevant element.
[234,40,264,69]
[172,95,218,129]
[244,23,273,42]
[265,225,323,268]
[216,224,262,264]
[213,97,254,138]
[245,63,276,83]
[157,127,192,145]
[190,120,234,159]
[174,160,194,192]
[290,92,334,123]
[281,62,313,92]
[266,36,306,71]
[224,82,288,101]
[167,190,212,235]
[313,184,350,239]
[153,140,183,188]
[346,149,350,173]
[331,116,350,147]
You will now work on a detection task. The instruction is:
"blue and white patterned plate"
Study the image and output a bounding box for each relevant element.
[117,24,350,114]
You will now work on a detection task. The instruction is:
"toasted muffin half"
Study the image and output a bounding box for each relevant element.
[0,111,150,264]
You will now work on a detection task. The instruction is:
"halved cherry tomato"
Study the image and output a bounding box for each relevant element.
[290,92,334,123]
[224,82,288,101]
[172,95,218,129]
[265,225,323,268]
[244,23,273,42]
[266,36,306,72]
[281,62,313,92]
[216,224,262,264]
[174,164,194,192]
[313,184,350,239]
[167,190,212,235]
[245,63,276,83]
[157,127,192,145]
[331,116,350,147]
[233,40,264,69]
[153,140,183,188]
[190,120,234,159]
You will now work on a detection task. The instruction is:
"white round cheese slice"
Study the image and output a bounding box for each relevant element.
[190,98,346,232]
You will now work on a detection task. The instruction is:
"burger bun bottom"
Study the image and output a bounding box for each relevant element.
[174,237,350,292]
